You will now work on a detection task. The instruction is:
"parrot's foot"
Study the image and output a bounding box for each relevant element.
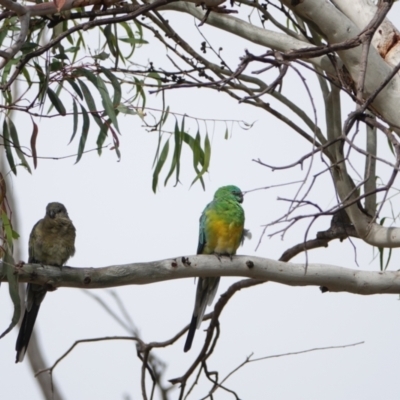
[15,261,25,270]
[197,4,238,26]
[213,253,234,261]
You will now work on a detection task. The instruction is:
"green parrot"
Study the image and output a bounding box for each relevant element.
[184,185,250,352]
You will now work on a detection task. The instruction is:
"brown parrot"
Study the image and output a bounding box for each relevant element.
[15,202,76,363]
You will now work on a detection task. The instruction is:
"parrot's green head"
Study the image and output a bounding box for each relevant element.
[214,185,243,203]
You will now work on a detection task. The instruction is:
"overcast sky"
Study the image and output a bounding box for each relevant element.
[1,2,400,399]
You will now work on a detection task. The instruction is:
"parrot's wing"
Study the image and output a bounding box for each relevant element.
[197,202,212,254]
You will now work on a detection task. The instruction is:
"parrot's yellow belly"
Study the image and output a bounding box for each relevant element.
[203,218,243,255]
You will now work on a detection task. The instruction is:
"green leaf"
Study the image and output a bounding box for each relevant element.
[33,61,48,105]
[1,210,14,249]
[8,119,31,173]
[69,99,79,144]
[103,25,117,57]
[164,121,182,186]
[119,22,136,58]
[93,51,109,60]
[96,76,120,133]
[75,105,90,163]
[120,37,148,45]
[66,78,83,100]
[161,106,170,127]
[134,77,146,109]
[21,67,32,88]
[387,137,394,155]
[20,42,39,54]
[182,131,205,190]
[50,60,64,72]
[3,120,16,175]
[64,46,80,53]
[0,247,20,339]
[117,105,137,115]
[30,119,39,169]
[47,87,66,116]
[108,125,121,159]
[96,122,109,156]
[54,53,70,61]
[147,71,162,90]
[0,25,8,47]
[152,139,169,193]
[1,57,18,90]
[77,68,98,86]
[77,78,103,130]
[191,133,211,187]
[100,67,121,107]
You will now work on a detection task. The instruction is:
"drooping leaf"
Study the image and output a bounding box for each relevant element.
[119,22,136,59]
[77,68,98,87]
[93,51,109,60]
[30,119,39,169]
[182,131,205,190]
[66,78,83,100]
[8,119,31,173]
[75,105,90,163]
[77,78,103,129]
[103,25,117,57]
[47,87,66,116]
[2,120,16,175]
[191,133,211,187]
[164,121,182,186]
[21,67,32,88]
[120,37,149,45]
[152,139,169,193]
[96,76,120,133]
[100,67,121,107]
[108,125,121,160]
[96,122,109,156]
[69,99,79,144]
[117,105,137,115]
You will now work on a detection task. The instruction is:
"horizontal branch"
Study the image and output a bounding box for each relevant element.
[155,2,336,74]
[1,255,400,295]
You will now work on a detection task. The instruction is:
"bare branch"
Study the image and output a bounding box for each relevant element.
[0,0,30,69]
[3,255,400,294]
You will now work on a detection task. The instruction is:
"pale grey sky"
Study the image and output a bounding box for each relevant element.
[1,2,400,399]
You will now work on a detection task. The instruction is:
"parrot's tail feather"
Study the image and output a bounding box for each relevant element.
[184,277,220,351]
[15,303,41,363]
[207,278,220,306]
[184,315,198,352]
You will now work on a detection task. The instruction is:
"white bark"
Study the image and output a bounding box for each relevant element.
[3,255,400,295]
[331,0,400,67]
[158,2,336,73]
[281,0,400,129]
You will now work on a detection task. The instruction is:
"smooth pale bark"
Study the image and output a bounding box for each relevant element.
[331,0,400,66]
[281,0,400,128]
[2,255,400,295]
[156,2,336,73]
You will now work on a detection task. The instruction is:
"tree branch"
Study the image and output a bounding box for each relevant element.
[2,255,400,294]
